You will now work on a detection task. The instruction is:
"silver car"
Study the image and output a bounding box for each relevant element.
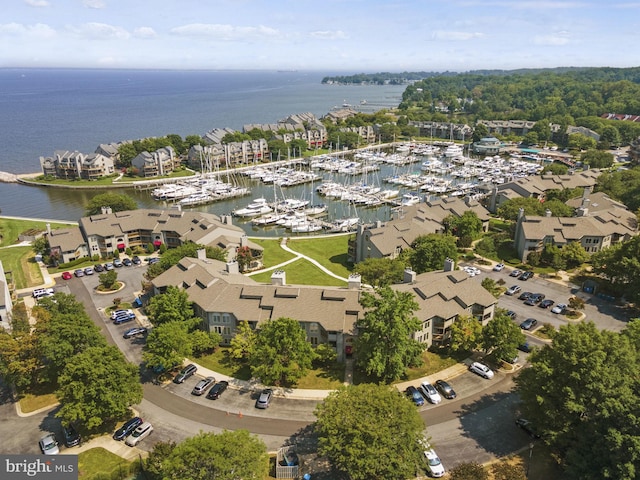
[39,433,59,455]
[469,361,494,379]
[191,376,215,396]
[124,421,153,446]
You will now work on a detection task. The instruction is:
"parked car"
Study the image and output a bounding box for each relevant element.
[191,376,216,396]
[518,291,532,301]
[405,386,425,406]
[419,381,442,404]
[423,444,445,478]
[510,269,522,277]
[524,293,545,306]
[110,309,134,320]
[255,388,273,409]
[39,433,59,455]
[132,255,142,265]
[104,262,114,271]
[506,310,517,319]
[515,418,541,438]
[551,303,567,314]
[122,258,133,267]
[469,361,494,379]
[539,299,555,309]
[517,342,532,353]
[493,263,505,272]
[206,380,229,400]
[83,267,94,275]
[434,379,456,400]
[123,327,148,339]
[519,271,534,281]
[62,423,81,447]
[61,271,72,280]
[125,421,153,446]
[113,417,143,441]
[74,269,85,278]
[94,263,105,273]
[173,364,197,384]
[520,318,538,330]
[505,285,521,296]
[113,258,124,268]
[148,257,160,264]
[32,288,55,298]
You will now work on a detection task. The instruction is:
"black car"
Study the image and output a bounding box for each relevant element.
[517,342,532,353]
[113,416,143,441]
[520,318,538,330]
[122,258,133,267]
[94,263,105,273]
[132,255,142,265]
[515,418,541,438]
[206,380,229,400]
[506,310,517,320]
[539,299,555,309]
[519,271,534,281]
[62,423,81,447]
[434,379,456,400]
[524,293,545,306]
[518,292,532,301]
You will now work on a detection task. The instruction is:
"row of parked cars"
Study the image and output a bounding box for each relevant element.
[62,256,145,279]
[405,379,457,407]
[113,416,154,446]
[172,364,232,401]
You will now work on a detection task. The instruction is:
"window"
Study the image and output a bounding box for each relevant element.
[212,326,223,334]
[310,337,318,345]
[309,322,319,332]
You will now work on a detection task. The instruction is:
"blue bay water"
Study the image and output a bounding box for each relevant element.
[0,69,406,225]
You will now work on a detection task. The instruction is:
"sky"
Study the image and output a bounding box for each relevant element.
[2,0,640,72]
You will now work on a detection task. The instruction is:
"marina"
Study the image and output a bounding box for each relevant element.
[134,142,547,236]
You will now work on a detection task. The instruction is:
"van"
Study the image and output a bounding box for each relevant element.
[173,364,197,383]
[32,288,54,299]
[124,421,153,446]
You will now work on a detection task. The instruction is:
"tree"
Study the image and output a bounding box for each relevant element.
[313,343,337,368]
[146,285,195,325]
[0,329,41,388]
[481,310,525,362]
[98,270,118,290]
[155,430,268,480]
[591,235,640,303]
[491,461,526,480]
[355,287,424,382]
[228,320,256,363]
[542,163,569,175]
[85,193,137,216]
[32,236,49,256]
[581,149,614,168]
[145,441,177,479]
[445,211,483,241]
[353,257,406,287]
[449,462,489,480]
[143,321,192,372]
[314,384,426,480]
[516,322,640,479]
[235,246,253,272]
[497,197,545,221]
[449,314,482,353]
[189,329,222,356]
[410,233,458,274]
[250,317,315,386]
[480,277,502,298]
[56,345,142,429]
[561,242,589,269]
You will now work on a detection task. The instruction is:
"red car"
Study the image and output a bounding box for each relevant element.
[61,271,72,280]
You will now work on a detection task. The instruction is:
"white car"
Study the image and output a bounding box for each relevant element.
[110,309,134,320]
[463,266,481,276]
[125,421,153,446]
[493,263,505,271]
[505,285,521,296]
[469,361,494,379]
[551,303,567,314]
[419,381,442,404]
[39,433,59,455]
[423,445,445,477]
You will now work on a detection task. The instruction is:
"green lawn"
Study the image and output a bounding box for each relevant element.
[78,447,136,479]
[0,246,42,289]
[286,235,353,278]
[17,383,59,413]
[0,217,74,247]
[197,347,252,380]
[250,258,347,286]
[250,238,297,268]
[27,169,196,187]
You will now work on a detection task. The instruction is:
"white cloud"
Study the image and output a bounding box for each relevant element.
[432,30,484,41]
[24,0,50,7]
[0,22,56,38]
[133,27,156,38]
[67,22,130,40]
[170,23,280,40]
[533,31,570,45]
[83,0,106,8]
[309,30,348,40]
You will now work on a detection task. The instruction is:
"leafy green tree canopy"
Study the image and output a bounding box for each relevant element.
[353,256,406,287]
[410,233,458,274]
[85,193,137,216]
[355,286,424,382]
[146,285,195,326]
[449,314,482,353]
[314,384,426,480]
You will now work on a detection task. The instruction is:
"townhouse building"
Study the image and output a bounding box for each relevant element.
[131,146,180,177]
[40,150,115,180]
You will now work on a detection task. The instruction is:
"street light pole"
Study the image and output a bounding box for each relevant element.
[527,442,535,478]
